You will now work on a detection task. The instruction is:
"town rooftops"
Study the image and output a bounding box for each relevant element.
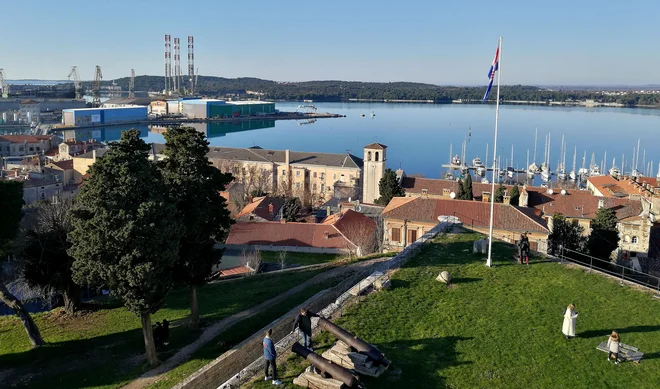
[383,197,549,234]
[0,135,53,143]
[75,148,108,159]
[236,196,286,221]
[49,160,73,170]
[207,146,363,169]
[528,190,643,220]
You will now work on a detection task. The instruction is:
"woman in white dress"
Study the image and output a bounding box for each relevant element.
[607,331,621,364]
[562,303,578,339]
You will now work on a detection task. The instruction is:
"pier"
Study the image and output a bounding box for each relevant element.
[441,164,530,175]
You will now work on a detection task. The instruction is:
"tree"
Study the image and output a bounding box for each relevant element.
[587,207,620,261]
[20,200,80,315]
[510,185,520,206]
[548,214,587,255]
[463,174,473,200]
[456,178,466,200]
[68,129,183,366]
[159,127,234,328]
[375,168,405,205]
[494,184,506,203]
[0,181,45,347]
[282,197,301,222]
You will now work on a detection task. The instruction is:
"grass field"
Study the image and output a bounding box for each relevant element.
[248,233,660,389]
[0,268,325,389]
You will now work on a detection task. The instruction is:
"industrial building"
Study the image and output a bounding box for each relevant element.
[179,99,275,119]
[62,106,148,126]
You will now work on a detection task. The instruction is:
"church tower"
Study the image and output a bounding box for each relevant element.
[363,143,387,204]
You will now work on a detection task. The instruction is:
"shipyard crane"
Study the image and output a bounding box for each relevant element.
[67,66,82,99]
[0,68,9,98]
[92,65,103,108]
[129,69,135,98]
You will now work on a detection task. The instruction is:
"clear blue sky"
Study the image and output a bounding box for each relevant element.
[5,0,660,85]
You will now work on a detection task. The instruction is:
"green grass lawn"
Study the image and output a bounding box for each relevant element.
[0,268,325,389]
[248,233,660,389]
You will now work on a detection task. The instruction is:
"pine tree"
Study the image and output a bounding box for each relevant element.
[456,179,466,200]
[375,169,405,205]
[159,127,233,328]
[548,213,587,255]
[283,197,302,221]
[0,181,45,347]
[587,207,620,261]
[510,185,520,206]
[494,184,506,203]
[68,129,183,366]
[463,174,474,200]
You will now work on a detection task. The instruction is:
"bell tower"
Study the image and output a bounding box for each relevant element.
[363,143,387,203]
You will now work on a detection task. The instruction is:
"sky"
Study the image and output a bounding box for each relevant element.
[4,0,660,85]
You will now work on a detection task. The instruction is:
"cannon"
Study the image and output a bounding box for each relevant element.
[317,317,391,367]
[292,342,363,388]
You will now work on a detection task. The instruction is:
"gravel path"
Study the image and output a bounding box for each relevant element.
[122,257,390,389]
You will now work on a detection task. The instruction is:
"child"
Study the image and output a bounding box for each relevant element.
[263,329,281,386]
[561,304,578,339]
[608,331,621,365]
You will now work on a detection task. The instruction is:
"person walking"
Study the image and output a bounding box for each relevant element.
[293,308,318,351]
[518,233,531,265]
[263,329,281,386]
[561,304,578,340]
[607,331,621,365]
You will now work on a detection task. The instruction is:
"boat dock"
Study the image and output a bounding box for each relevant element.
[441,164,529,174]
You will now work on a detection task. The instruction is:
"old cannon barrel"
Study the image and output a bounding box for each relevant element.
[317,317,391,367]
[291,342,361,388]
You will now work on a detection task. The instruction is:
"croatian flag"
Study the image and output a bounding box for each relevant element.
[482,46,499,102]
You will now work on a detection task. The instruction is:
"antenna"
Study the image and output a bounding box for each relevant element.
[67,66,82,99]
[188,36,195,95]
[129,69,135,98]
[164,34,172,93]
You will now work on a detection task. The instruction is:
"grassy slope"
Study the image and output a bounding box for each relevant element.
[0,269,323,389]
[248,233,660,389]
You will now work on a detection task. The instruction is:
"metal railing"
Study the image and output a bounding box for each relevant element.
[556,246,660,295]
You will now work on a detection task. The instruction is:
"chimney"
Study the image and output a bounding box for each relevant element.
[482,192,491,203]
[92,149,97,160]
[324,231,329,240]
[598,199,605,209]
[268,203,274,214]
[285,149,290,165]
[280,219,286,224]
[503,195,511,205]
[442,188,450,198]
[327,206,331,216]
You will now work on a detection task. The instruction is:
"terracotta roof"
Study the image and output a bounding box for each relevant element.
[587,175,628,198]
[236,196,286,221]
[324,209,377,244]
[364,143,387,150]
[218,266,251,277]
[0,135,53,143]
[527,190,643,220]
[50,160,73,170]
[382,196,416,213]
[382,197,549,234]
[226,222,352,249]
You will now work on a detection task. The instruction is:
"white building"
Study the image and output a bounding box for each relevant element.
[362,143,387,204]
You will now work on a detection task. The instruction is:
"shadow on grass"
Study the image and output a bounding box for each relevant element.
[642,351,660,360]
[452,277,482,284]
[359,336,473,388]
[579,325,660,339]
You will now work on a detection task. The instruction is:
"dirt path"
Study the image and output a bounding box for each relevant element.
[122,257,390,389]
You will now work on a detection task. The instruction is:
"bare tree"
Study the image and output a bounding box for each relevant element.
[338,218,378,257]
[240,247,262,275]
[372,214,385,254]
[277,250,287,270]
[215,160,273,206]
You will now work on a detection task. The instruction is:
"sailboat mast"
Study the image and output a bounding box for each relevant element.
[572,146,577,173]
[533,127,538,163]
[511,145,514,169]
[582,150,586,170]
[603,151,607,175]
[485,144,489,173]
[526,149,530,171]
[548,133,551,170]
[635,139,641,172]
[643,150,646,176]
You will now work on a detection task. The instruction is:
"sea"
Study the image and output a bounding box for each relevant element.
[7,102,660,179]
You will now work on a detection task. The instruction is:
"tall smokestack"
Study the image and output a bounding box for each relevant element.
[188,36,195,95]
[164,35,172,93]
[173,37,180,93]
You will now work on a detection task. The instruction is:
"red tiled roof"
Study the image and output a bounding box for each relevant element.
[325,209,376,244]
[50,160,73,170]
[0,135,53,143]
[226,222,352,249]
[218,266,251,277]
[383,197,548,234]
[236,196,286,221]
[527,189,643,220]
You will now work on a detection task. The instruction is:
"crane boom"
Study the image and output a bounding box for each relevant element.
[92,65,103,108]
[68,66,82,99]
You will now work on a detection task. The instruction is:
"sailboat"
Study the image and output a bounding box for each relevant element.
[526,149,534,179]
[528,128,540,175]
[370,111,375,117]
[540,133,551,183]
[578,150,589,183]
[569,145,577,181]
[589,152,601,176]
[631,139,641,177]
[480,143,489,182]
[507,145,515,179]
[609,157,620,178]
[557,135,567,181]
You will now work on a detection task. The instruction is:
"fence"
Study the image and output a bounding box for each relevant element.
[182,222,449,389]
[556,246,660,295]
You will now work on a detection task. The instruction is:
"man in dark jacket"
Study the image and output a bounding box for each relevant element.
[292,308,318,350]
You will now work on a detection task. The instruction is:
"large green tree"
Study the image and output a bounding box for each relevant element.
[0,181,45,347]
[510,185,520,206]
[456,178,466,200]
[68,129,183,366]
[494,184,506,203]
[375,168,405,205]
[462,174,473,200]
[587,207,620,261]
[20,200,80,315]
[159,126,233,328]
[548,214,587,255]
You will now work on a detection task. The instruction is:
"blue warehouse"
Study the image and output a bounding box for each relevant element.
[62,106,148,126]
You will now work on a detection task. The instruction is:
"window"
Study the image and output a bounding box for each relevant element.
[282,170,286,176]
[320,173,325,180]
[29,147,34,152]
[632,236,639,244]
[375,152,380,161]
[313,172,317,178]
[340,174,345,182]
[391,228,401,242]
[296,171,301,177]
[408,229,418,243]
[320,185,324,192]
[296,182,301,189]
[305,171,310,178]
[313,183,317,191]
[367,151,372,161]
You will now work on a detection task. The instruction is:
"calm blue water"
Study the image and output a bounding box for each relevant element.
[59,102,660,178]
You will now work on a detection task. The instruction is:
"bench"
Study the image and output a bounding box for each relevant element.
[597,342,644,363]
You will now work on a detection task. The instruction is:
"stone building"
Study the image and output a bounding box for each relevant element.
[0,135,55,157]
[362,143,386,204]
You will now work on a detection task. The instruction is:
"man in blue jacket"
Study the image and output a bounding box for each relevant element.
[292,308,319,350]
[263,328,281,386]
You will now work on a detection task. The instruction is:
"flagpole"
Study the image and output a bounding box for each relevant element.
[486,36,502,268]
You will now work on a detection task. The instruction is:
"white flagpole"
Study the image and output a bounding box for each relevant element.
[486,36,502,268]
